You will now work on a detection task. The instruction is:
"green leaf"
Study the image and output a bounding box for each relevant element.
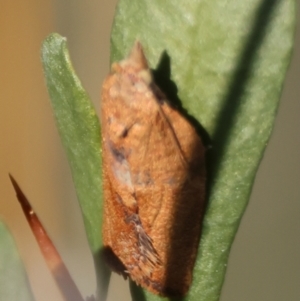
[111,0,296,301]
[0,221,35,301]
[41,34,110,301]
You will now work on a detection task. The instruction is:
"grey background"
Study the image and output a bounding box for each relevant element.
[0,1,299,300]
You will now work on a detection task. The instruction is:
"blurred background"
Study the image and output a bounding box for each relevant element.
[0,1,299,301]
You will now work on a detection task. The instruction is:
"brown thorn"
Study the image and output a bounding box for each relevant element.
[9,174,86,301]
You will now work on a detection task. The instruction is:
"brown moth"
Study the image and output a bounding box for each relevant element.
[101,42,206,296]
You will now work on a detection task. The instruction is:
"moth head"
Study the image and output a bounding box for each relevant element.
[123,41,148,70]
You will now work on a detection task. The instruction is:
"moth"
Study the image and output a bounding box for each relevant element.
[101,42,206,296]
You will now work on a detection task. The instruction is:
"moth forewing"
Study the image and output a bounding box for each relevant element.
[101,41,206,296]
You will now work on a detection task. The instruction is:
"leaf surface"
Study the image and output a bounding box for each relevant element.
[41,34,110,300]
[0,221,35,301]
[110,0,296,300]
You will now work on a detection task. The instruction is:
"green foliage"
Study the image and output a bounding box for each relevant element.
[110,1,296,301]
[41,35,110,301]
[41,0,296,300]
[0,221,35,301]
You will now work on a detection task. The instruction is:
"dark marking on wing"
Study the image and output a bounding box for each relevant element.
[125,213,161,267]
[109,142,126,163]
[107,140,133,188]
